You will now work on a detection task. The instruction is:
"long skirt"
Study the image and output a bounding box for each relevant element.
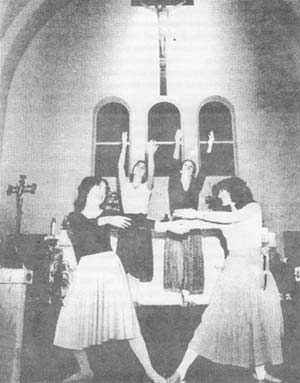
[53,251,141,350]
[164,230,204,294]
[117,214,153,282]
[189,248,284,368]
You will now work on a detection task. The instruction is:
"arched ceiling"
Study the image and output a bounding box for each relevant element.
[0,0,32,38]
[0,0,76,159]
[0,0,300,158]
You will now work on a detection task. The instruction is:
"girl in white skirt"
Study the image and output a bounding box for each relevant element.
[54,176,185,383]
[167,177,283,383]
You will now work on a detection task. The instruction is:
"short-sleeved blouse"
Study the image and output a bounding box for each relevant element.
[121,180,151,214]
[221,202,262,250]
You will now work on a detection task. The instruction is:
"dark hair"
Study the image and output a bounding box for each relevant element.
[129,161,147,183]
[74,176,109,212]
[207,177,254,210]
[181,159,197,177]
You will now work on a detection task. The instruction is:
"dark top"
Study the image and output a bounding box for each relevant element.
[68,211,114,262]
[168,156,212,216]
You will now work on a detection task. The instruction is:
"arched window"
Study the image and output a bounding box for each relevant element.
[148,102,180,176]
[94,102,129,178]
[199,100,236,176]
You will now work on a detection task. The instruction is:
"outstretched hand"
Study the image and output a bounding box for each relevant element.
[147,140,159,154]
[175,129,183,144]
[208,130,215,143]
[207,130,215,153]
[108,215,131,229]
[167,220,190,235]
[173,208,199,219]
[121,131,128,147]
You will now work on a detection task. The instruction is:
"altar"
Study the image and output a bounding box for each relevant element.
[111,232,225,306]
[56,227,226,307]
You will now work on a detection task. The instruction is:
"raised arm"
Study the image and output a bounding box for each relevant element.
[118,131,128,187]
[196,130,215,181]
[172,0,187,12]
[174,203,260,224]
[207,130,214,154]
[139,2,156,11]
[146,140,158,190]
[173,129,182,160]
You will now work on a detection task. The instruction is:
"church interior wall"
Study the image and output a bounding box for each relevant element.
[1,0,300,252]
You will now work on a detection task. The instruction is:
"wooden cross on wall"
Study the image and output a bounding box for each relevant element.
[132,0,194,96]
[7,175,37,234]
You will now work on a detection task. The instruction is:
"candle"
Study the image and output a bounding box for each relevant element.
[261,227,269,243]
[268,232,276,247]
[50,218,56,237]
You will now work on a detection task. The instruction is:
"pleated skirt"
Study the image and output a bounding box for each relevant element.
[189,248,284,368]
[164,230,204,294]
[53,251,141,350]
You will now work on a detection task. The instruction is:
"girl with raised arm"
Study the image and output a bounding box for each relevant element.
[117,131,158,282]
[167,177,283,383]
[164,129,214,294]
[54,176,184,383]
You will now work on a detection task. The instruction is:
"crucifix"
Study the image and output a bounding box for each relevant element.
[7,175,37,234]
[133,0,193,96]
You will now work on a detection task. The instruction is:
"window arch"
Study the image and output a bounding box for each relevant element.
[94,101,129,178]
[148,102,180,176]
[199,99,236,176]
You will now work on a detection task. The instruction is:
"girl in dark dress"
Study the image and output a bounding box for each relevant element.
[117,131,158,282]
[54,176,185,383]
[164,129,214,294]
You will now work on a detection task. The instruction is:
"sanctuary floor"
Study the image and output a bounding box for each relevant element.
[20,305,300,383]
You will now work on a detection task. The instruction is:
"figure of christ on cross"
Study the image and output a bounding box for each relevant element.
[140,0,187,95]
[7,175,37,234]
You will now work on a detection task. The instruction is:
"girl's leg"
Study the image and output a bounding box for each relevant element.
[63,350,93,382]
[254,364,266,381]
[253,364,282,382]
[168,347,198,383]
[128,336,166,383]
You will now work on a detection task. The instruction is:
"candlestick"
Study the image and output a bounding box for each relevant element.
[50,218,56,237]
